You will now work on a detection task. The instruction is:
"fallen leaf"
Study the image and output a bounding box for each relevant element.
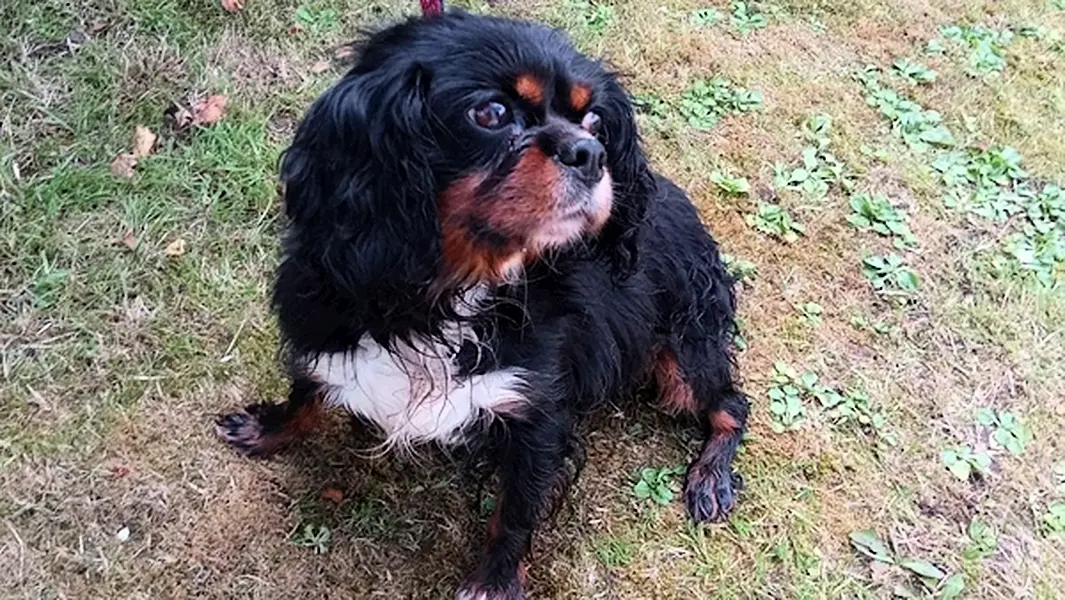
[108,463,130,478]
[117,231,137,250]
[320,487,344,504]
[110,154,137,179]
[310,60,330,74]
[221,0,243,12]
[164,239,186,257]
[193,95,228,126]
[132,125,157,159]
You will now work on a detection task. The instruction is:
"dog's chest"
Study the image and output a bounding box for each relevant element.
[306,327,528,447]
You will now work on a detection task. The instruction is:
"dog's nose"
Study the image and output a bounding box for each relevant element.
[555,138,606,183]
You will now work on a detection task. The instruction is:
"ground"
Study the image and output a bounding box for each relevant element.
[2,0,1065,598]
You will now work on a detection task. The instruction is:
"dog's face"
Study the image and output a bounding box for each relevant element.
[434,71,615,285]
[280,11,653,307]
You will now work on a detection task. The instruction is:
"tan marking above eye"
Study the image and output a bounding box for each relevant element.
[514,74,544,105]
[569,83,592,112]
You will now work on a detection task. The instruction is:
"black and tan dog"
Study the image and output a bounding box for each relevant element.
[216,10,747,599]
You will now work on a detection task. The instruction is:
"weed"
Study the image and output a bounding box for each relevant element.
[594,535,635,567]
[732,323,749,352]
[689,7,724,27]
[765,363,860,434]
[31,258,69,308]
[849,529,893,563]
[999,184,1065,285]
[1042,503,1065,535]
[892,58,938,85]
[1017,26,1052,41]
[850,314,895,335]
[934,145,1065,285]
[849,529,965,598]
[855,68,955,152]
[940,445,992,481]
[679,77,763,131]
[938,25,1014,77]
[730,1,768,36]
[862,254,920,295]
[585,2,614,33]
[632,92,671,128]
[963,519,998,560]
[710,171,752,196]
[294,5,340,33]
[767,362,807,433]
[346,497,397,539]
[926,38,948,55]
[773,115,856,200]
[933,146,1028,220]
[632,465,684,506]
[291,523,332,554]
[1053,0,1065,10]
[567,0,614,34]
[747,203,805,243]
[479,495,497,518]
[722,253,758,282]
[794,301,822,325]
[818,389,898,448]
[975,408,1033,456]
[847,193,917,248]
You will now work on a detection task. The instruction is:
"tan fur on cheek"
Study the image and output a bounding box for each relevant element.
[436,151,563,286]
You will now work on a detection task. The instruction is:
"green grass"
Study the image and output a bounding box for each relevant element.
[3,0,1065,598]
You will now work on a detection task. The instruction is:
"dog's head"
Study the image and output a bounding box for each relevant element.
[280,11,653,307]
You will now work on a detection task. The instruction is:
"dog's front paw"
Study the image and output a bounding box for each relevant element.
[214,403,286,458]
[455,575,527,600]
[684,462,742,523]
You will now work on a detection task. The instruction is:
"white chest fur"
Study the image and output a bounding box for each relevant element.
[305,324,530,448]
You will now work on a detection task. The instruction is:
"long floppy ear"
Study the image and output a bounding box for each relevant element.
[275,61,441,337]
[595,74,656,277]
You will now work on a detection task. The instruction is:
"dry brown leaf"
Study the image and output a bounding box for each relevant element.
[118,231,137,250]
[221,0,243,13]
[193,95,228,126]
[108,464,130,478]
[132,125,157,159]
[320,487,344,504]
[310,60,330,74]
[110,154,137,179]
[164,238,187,257]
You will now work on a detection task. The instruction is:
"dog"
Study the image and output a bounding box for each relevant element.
[216,10,747,599]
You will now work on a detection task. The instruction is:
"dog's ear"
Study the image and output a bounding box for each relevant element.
[279,62,440,304]
[595,74,655,277]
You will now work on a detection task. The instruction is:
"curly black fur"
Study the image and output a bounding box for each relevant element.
[216,10,748,599]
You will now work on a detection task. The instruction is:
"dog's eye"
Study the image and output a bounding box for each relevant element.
[581,111,602,135]
[470,101,511,129]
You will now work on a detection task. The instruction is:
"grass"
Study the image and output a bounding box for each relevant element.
[3,0,1065,598]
